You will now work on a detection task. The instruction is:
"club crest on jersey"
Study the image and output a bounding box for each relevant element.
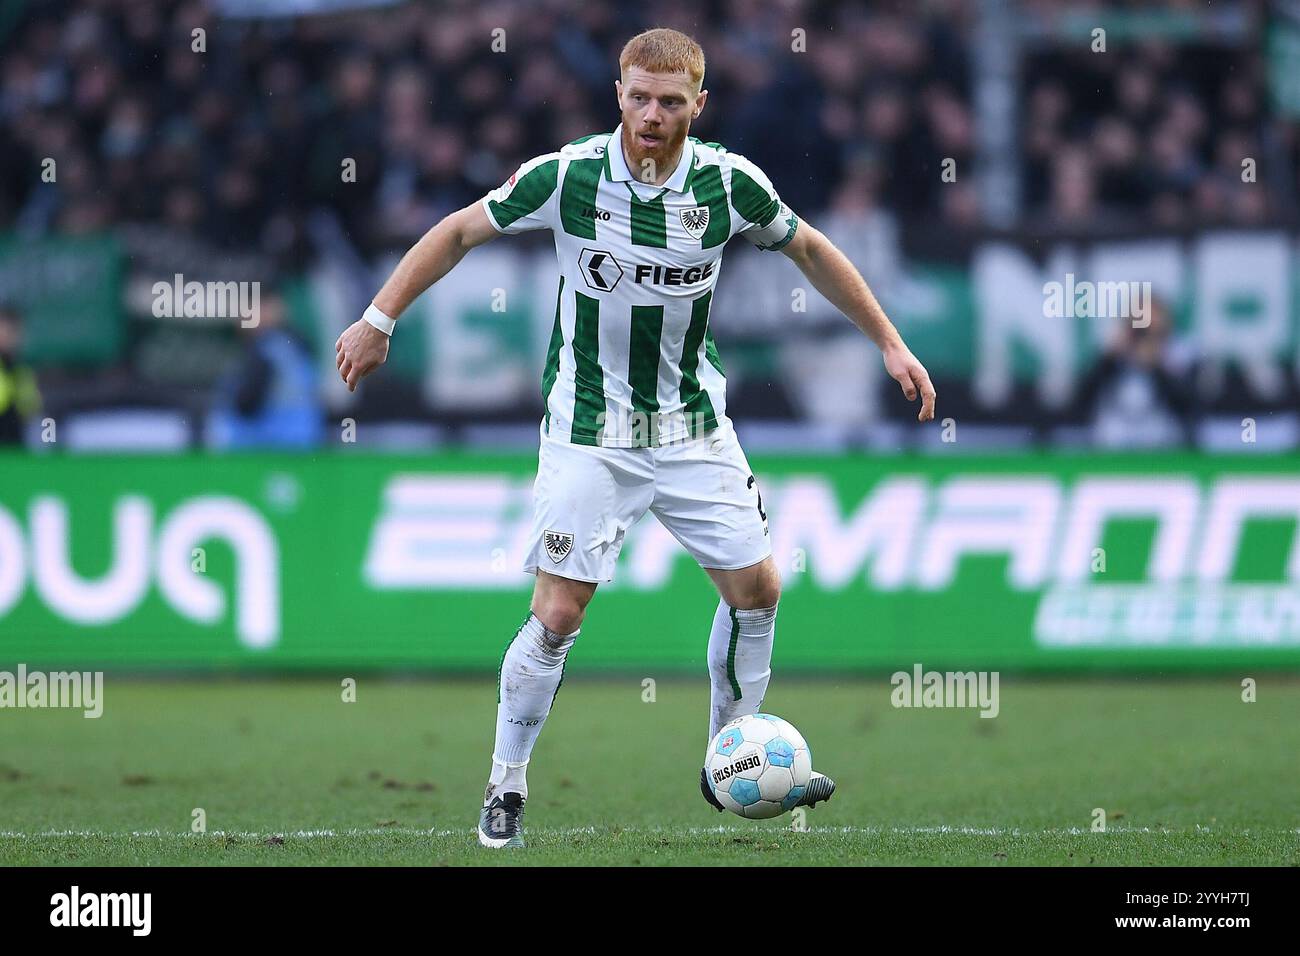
[680,206,710,240]
[543,529,574,563]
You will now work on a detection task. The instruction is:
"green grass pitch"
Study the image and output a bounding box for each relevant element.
[1,677,1296,866]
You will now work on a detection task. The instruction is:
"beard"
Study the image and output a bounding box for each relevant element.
[621,122,687,183]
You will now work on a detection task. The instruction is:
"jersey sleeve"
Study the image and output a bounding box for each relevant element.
[481,153,562,234]
[729,154,799,251]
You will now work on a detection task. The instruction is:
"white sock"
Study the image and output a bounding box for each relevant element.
[706,599,777,743]
[486,612,577,802]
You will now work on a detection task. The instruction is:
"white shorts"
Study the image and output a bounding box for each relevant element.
[522,416,771,583]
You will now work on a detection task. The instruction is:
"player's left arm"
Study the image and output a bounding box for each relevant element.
[780,222,936,422]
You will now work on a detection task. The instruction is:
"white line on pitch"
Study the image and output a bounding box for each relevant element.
[1,825,1283,839]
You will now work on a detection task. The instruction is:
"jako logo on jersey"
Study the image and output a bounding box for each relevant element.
[712,753,762,784]
[581,206,610,221]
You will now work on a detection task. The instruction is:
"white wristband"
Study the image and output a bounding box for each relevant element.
[362,303,396,336]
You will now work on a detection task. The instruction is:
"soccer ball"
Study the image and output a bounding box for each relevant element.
[705,713,812,819]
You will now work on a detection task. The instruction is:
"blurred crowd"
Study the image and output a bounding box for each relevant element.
[3,0,1293,248]
[0,0,1297,450]
[1022,37,1293,229]
[2,0,966,261]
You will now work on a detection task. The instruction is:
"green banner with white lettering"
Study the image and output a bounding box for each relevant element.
[1,451,1298,670]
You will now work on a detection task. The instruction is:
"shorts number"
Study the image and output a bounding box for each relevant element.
[747,474,767,522]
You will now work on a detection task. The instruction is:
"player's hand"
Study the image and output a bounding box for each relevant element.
[883,344,937,422]
[334,318,390,392]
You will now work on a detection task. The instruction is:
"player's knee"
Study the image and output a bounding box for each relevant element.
[530,589,589,636]
[530,570,596,636]
[747,581,781,609]
[537,600,578,634]
[757,577,781,608]
[746,564,782,609]
[717,567,781,610]
[727,577,781,610]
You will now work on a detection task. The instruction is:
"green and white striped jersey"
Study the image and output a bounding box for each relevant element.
[480,124,799,448]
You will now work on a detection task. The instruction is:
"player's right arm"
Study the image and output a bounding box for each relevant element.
[335,150,562,392]
[374,202,500,319]
[334,202,499,392]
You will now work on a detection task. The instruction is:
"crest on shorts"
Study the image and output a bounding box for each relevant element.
[680,206,710,240]
[543,529,574,563]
